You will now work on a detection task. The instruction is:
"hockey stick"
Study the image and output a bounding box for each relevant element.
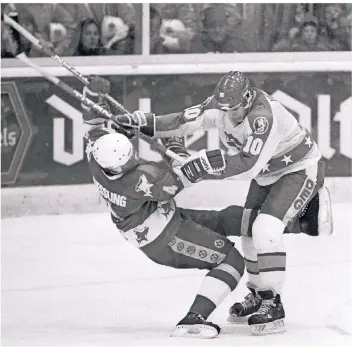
[3,13,130,115]
[16,53,185,164]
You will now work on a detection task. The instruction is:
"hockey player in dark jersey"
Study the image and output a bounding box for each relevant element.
[85,127,246,339]
[83,76,332,338]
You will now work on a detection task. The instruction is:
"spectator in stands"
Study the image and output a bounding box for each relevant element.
[6,4,86,56]
[288,4,310,41]
[1,18,19,58]
[82,3,136,30]
[338,11,352,50]
[150,5,163,54]
[73,19,103,56]
[291,14,329,51]
[272,4,310,52]
[321,3,350,50]
[82,3,136,54]
[101,16,135,55]
[191,5,250,53]
[151,3,197,53]
[1,10,42,58]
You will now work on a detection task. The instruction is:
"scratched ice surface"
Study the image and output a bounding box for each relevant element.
[1,204,351,346]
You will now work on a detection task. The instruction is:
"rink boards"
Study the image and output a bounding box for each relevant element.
[1,177,351,218]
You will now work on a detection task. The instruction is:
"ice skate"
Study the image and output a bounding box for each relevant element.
[300,185,333,236]
[248,294,286,335]
[170,312,220,339]
[227,288,262,323]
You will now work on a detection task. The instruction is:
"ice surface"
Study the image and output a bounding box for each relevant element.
[1,204,351,346]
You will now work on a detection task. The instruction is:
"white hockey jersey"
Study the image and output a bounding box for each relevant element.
[153,89,321,186]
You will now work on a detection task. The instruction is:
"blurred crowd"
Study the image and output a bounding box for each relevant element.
[1,3,351,58]
[1,3,137,57]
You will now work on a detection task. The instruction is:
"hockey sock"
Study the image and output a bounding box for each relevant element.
[242,236,262,288]
[257,240,286,295]
[189,247,244,319]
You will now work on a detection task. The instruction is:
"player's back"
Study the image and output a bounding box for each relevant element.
[85,125,184,255]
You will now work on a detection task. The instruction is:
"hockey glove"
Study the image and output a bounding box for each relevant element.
[87,76,111,95]
[113,110,155,137]
[82,76,111,114]
[160,136,190,167]
[180,149,226,183]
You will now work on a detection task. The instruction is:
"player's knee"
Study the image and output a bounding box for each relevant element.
[252,214,285,250]
[221,246,245,277]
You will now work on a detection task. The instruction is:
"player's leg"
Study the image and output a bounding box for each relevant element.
[179,206,246,237]
[167,215,245,338]
[227,180,270,323]
[248,161,325,335]
[291,183,333,236]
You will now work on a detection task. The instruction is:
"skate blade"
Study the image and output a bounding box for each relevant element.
[251,319,286,336]
[227,314,249,324]
[318,186,333,236]
[170,324,219,339]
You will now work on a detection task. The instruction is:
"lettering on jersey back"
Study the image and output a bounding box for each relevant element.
[135,174,153,197]
[293,179,315,209]
[93,177,127,207]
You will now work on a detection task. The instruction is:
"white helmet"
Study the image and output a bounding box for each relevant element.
[92,133,136,173]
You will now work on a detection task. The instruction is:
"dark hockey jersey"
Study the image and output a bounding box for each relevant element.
[85,127,185,256]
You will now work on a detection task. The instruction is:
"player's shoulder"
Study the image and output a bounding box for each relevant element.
[85,127,110,142]
[246,89,275,135]
[125,160,163,184]
[121,161,162,198]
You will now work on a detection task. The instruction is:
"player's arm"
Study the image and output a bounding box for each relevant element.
[180,109,280,183]
[113,96,222,137]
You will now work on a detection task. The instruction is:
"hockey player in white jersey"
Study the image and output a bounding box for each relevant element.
[113,71,333,335]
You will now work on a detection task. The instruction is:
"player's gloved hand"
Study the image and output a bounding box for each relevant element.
[160,136,190,168]
[113,110,155,137]
[82,76,111,114]
[180,149,226,183]
[160,136,189,157]
[87,76,111,95]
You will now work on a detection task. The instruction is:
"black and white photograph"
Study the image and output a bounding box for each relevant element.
[1,1,351,346]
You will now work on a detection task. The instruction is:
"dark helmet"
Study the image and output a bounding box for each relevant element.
[214,71,251,108]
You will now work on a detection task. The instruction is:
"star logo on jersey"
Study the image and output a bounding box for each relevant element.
[169,237,176,246]
[281,155,293,166]
[305,136,313,148]
[135,174,153,197]
[253,117,269,135]
[187,246,196,255]
[133,226,149,245]
[210,253,220,263]
[214,239,225,248]
[262,163,270,173]
[199,250,207,258]
[177,242,184,251]
[158,201,174,219]
[162,185,178,195]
